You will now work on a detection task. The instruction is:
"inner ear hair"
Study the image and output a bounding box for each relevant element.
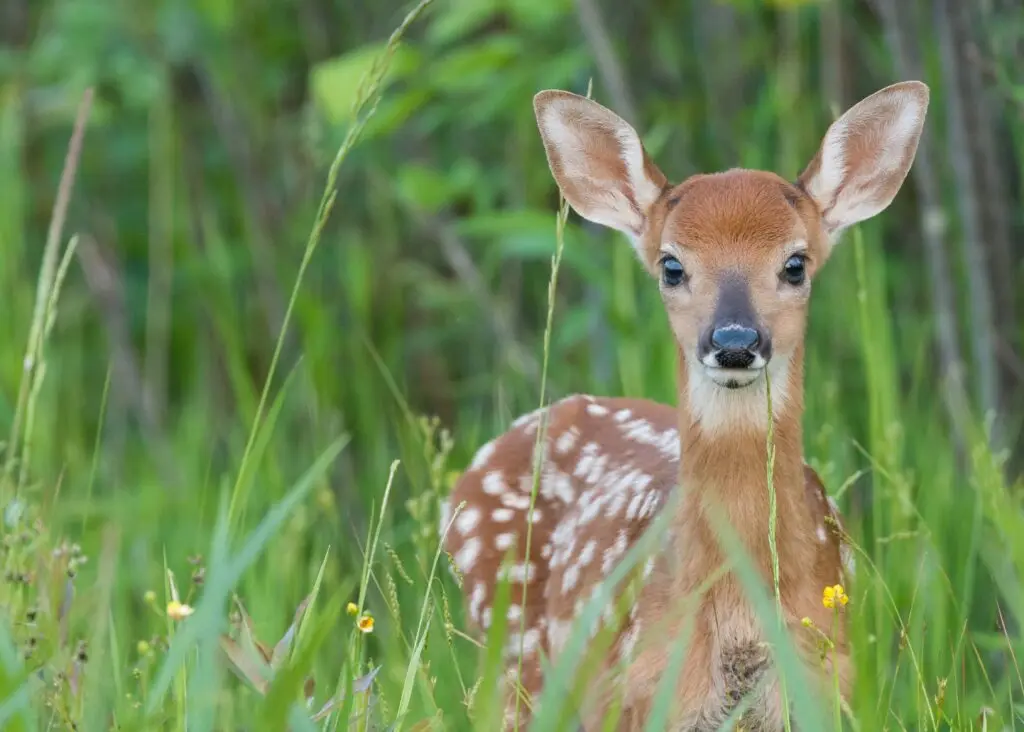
[797,80,929,243]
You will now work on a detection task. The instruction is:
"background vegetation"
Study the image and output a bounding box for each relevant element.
[1,0,1023,728]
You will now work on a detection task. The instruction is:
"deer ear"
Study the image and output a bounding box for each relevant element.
[533,90,667,245]
[798,81,929,245]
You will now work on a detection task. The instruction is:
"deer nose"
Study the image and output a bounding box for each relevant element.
[711,325,760,352]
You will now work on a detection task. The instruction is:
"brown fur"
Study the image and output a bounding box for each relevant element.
[443,81,928,730]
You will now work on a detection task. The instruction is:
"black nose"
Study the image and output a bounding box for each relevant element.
[711,326,760,352]
[710,326,759,369]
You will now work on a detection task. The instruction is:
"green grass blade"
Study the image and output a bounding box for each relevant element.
[146,434,350,714]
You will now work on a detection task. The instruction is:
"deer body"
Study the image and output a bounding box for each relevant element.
[442,81,929,729]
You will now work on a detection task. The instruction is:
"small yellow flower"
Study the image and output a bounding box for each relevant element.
[166,600,194,620]
[137,640,151,655]
[144,590,157,604]
[801,616,813,628]
[346,602,359,617]
[357,614,374,633]
[822,584,849,609]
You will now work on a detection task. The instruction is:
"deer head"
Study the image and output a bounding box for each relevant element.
[533,82,929,434]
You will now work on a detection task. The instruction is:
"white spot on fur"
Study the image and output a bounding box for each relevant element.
[614,408,632,423]
[504,628,541,657]
[642,556,656,579]
[511,406,544,430]
[507,604,522,622]
[816,525,827,543]
[499,562,537,583]
[639,491,660,518]
[501,492,532,510]
[469,583,486,621]
[470,440,496,470]
[455,537,482,572]
[456,507,481,535]
[492,508,514,523]
[555,427,579,455]
[626,493,645,520]
[586,403,609,417]
[620,620,641,662]
[541,466,576,504]
[482,471,507,496]
[619,419,679,459]
[438,500,452,537]
[578,539,597,568]
[562,563,580,594]
[573,442,602,481]
[547,618,572,656]
[602,530,629,574]
[482,607,492,628]
[495,532,516,551]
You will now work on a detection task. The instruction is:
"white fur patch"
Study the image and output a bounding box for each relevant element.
[555,427,579,455]
[469,440,496,470]
[501,492,532,510]
[618,419,679,459]
[455,537,482,572]
[499,562,537,583]
[685,351,791,436]
[456,507,481,535]
[469,582,486,621]
[482,471,508,496]
[547,618,573,656]
[504,627,541,657]
[438,500,452,537]
[541,466,576,504]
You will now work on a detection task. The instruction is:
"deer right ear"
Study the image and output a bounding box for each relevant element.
[533,90,667,245]
[797,81,929,247]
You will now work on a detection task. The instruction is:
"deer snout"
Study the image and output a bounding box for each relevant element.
[711,324,760,356]
[698,320,773,385]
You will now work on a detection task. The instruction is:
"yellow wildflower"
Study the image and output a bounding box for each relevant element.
[166,600,194,620]
[137,640,151,656]
[143,590,157,604]
[358,614,375,633]
[822,584,849,609]
[800,616,813,628]
[346,602,359,617]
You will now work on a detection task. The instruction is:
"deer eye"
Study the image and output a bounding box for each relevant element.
[782,254,807,286]
[660,255,687,288]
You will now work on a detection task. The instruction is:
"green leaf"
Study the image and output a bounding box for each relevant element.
[219,635,272,694]
[424,0,501,46]
[145,435,350,715]
[311,43,421,124]
[427,35,521,93]
[396,165,457,213]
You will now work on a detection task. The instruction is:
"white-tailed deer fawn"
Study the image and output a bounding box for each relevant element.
[442,81,929,730]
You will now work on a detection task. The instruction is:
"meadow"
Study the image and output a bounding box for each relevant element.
[0,0,1022,729]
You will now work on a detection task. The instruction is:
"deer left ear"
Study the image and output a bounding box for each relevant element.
[798,81,929,246]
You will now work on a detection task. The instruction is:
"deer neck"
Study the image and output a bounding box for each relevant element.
[669,343,815,600]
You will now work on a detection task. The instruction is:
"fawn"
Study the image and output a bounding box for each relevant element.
[441,81,929,730]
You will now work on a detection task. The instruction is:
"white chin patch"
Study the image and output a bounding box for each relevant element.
[704,367,764,389]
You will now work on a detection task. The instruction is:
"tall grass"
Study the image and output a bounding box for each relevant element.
[0,1,1021,730]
